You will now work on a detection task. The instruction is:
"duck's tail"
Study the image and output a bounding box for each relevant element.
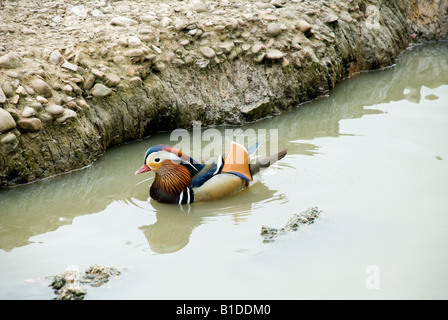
[249,149,287,176]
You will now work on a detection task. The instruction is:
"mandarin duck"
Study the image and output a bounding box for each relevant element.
[135,142,287,204]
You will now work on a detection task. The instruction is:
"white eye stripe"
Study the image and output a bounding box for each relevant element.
[146,151,182,164]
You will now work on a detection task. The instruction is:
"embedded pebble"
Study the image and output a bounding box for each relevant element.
[30,79,53,98]
[123,49,144,57]
[218,42,234,53]
[267,23,282,37]
[56,109,77,123]
[251,44,263,54]
[71,5,89,19]
[45,104,65,116]
[83,74,96,90]
[15,86,27,96]
[0,86,6,103]
[265,49,284,60]
[62,84,73,94]
[61,61,78,72]
[0,108,16,133]
[1,132,17,144]
[2,81,14,97]
[21,106,36,118]
[199,46,216,59]
[49,50,63,65]
[0,52,22,69]
[128,36,142,47]
[298,20,312,33]
[91,83,112,97]
[339,11,354,23]
[179,39,190,46]
[17,117,42,132]
[324,14,339,24]
[36,96,48,104]
[107,74,121,87]
[110,16,138,27]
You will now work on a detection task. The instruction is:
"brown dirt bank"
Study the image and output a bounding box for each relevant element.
[1,0,447,187]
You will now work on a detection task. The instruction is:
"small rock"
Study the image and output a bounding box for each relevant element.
[25,86,35,95]
[18,117,42,132]
[2,81,14,97]
[0,108,16,133]
[62,84,73,94]
[71,5,89,19]
[261,14,277,21]
[160,17,172,28]
[242,44,251,52]
[267,23,282,37]
[298,20,312,33]
[151,45,162,54]
[110,16,138,27]
[140,14,158,23]
[106,74,121,87]
[61,61,78,72]
[251,44,263,54]
[174,19,187,31]
[123,49,144,57]
[83,74,96,90]
[36,95,48,104]
[0,52,22,69]
[91,83,112,97]
[128,36,142,47]
[265,49,284,60]
[190,0,208,13]
[179,39,190,46]
[199,46,216,59]
[91,9,105,18]
[22,27,37,35]
[339,11,353,23]
[324,14,339,24]
[45,104,65,116]
[91,68,105,78]
[153,61,166,72]
[1,132,17,144]
[218,42,234,53]
[70,82,83,95]
[6,70,19,78]
[254,52,266,63]
[49,50,63,65]
[270,0,284,7]
[30,79,52,98]
[129,76,143,86]
[0,86,6,103]
[15,86,27,96]
[10,95,20,104]
[21,106,36,118]
[56,109,77,123]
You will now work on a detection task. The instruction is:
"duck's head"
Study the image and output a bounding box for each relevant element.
[135,144,200,175]
[135,144,178,174]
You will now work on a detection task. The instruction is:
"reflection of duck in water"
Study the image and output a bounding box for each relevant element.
[140,181,281,254]
[135,142,287,204]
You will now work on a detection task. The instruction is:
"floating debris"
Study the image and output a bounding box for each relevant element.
[49,265,121,300]
[261,207,322,243]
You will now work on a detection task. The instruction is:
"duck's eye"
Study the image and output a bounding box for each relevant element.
[154,158,160,163]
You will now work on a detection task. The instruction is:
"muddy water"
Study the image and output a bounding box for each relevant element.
[1,43,448,299]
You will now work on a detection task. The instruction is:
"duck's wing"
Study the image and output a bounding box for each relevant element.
[190,156,224,188]
[221,142,253,181]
